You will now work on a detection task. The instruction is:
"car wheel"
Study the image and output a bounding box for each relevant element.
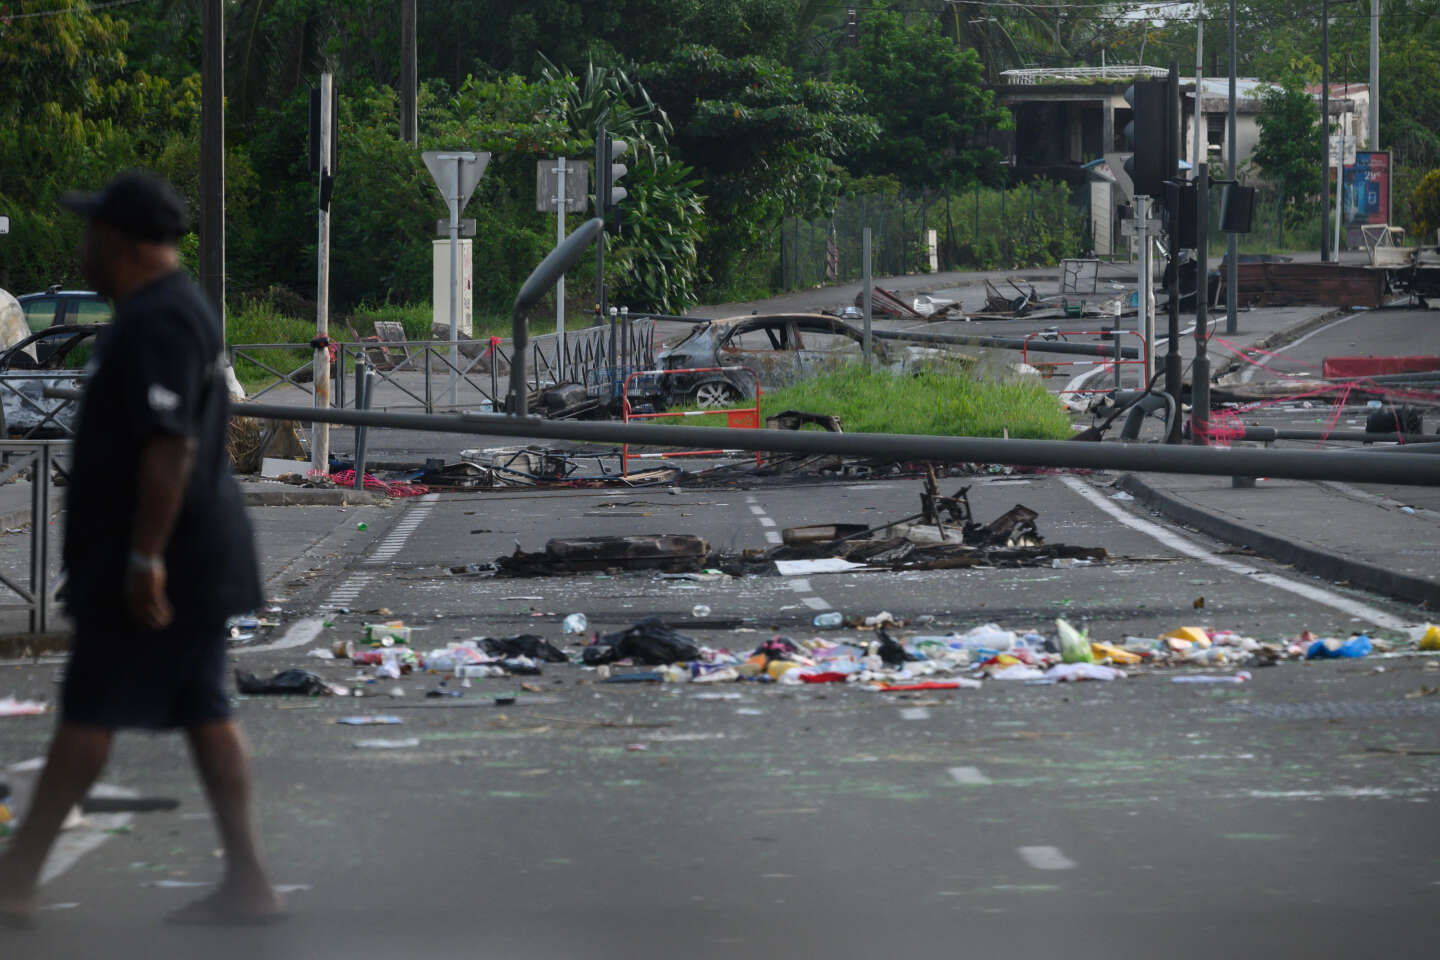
[692,381,739,408]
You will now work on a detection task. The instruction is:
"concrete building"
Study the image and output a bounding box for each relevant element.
[992,67,1307,254]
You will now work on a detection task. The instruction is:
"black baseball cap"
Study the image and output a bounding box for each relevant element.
[60,170,188,243]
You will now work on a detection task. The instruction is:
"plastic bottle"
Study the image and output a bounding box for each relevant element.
[812,611,844,629]
[455,664,506,679]
[356,521,368,531]
[562,613,588,635]
[691,604,712,618]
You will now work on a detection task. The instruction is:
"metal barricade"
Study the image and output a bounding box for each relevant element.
[0,440,69,634]
[1021,329,1149,391]
[620,366,761,475]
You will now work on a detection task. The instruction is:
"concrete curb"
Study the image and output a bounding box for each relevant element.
[242,486,383,507]
[1117,473,1440,609]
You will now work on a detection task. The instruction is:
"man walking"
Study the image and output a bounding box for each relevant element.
[0,171,284,927]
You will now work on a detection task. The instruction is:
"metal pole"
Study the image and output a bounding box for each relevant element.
[354,366,373,491]
[1193,162,1211,443]
[862,227,873,369]
[400,0,417,143]
[312,72,332,479]
[1193,14,1204,172]
[448,157,461,407]
[353,357,367,490]
[200,0,225,331]
[1370,0,1380,148]
[1322,0,1331,262]
[238,401,1440,487]
[555,157,567,381]
[1226,0,1238,334]
[1335,113,1345,255]
[1136,195,1151,384]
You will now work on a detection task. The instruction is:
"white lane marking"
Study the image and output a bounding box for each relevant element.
[745,494,758,503]
[948,766,992,786]
[788,579,812,593]
[1018,846,1076,871]
[749,504,767,516]
[764,531,782,544]
[802,596,832,611]
[758,517,776,528]
[241,617,325,655]
[1060,476,1410,631]
[6,760,139,888]
[899,707,931,721]
[363,494,438,565]
[1238,310,1362,384]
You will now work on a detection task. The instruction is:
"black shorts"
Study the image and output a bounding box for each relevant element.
[62,619,231,730]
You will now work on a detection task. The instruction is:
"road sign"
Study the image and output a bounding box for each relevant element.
[422,150,489,210]
[0,215,8,235]
[536,160,589,213]
[1328,135,1357,168]
[436,218,476,237]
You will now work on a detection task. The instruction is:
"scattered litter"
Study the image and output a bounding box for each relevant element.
[1419,625,1440,652]
[0,697,47,717]
[335,715,403,726]
[353,738,421,749]
[625,743,649,752]
[562,613,589,634]
[1047,662,1126,682]
[143,880,213,889]
[812,611,844,629]
[1306,635,1373,659]
[774,558,869,576]
[1056,619,1093,664]
[1172,672,1253,684]
[691,604,711,618]
[583,618,700,666]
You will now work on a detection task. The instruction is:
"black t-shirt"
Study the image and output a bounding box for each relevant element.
[63,271,261,627]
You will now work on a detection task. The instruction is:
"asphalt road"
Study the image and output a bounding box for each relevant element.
[4,472,1438,958]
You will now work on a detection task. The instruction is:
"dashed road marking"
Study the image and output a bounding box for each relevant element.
[764,531,783,545]
[899,707,931,721]
[802,596,832,611]
[749,504,767,516]
[1018,846,1076,870]
[758,516,776,528]
[948,766,991,785]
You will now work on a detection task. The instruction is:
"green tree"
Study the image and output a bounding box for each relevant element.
[1252,70,1323,210]
[639,44,877,295]
[837,5,1008,191]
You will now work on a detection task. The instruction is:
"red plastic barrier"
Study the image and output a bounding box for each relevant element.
[1321,356,1440,378]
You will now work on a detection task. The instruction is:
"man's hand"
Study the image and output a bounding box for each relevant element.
[125,557,173,630]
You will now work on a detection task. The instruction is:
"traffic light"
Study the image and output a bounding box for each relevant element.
[845,9,858,47]
[1123,80,1168,197]
[594,130,629,229]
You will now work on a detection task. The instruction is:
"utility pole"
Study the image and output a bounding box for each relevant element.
[1193,12,1204,172]
[1370,0,1380,147]
[312,73,334,479]
[1321,0,1331,262]
[200,0,224,330]
[400,0,417,144]
[1226,0,1238,334]
[1193,162,1211,443]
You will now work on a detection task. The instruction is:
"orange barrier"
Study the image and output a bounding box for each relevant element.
[621,366,762,474]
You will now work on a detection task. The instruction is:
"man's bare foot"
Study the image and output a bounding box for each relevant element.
[0,861,38,930]
[164,884,287,927]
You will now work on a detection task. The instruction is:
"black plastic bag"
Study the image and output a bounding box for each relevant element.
[876,629,917,668]
[235,669,332,696]
[480,634,569,663]
[585,617,700,666]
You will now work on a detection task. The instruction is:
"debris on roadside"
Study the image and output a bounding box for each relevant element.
[0,696,47,717]
[235,669,345,697]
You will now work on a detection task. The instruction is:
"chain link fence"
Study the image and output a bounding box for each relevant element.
[775,182,1090,291]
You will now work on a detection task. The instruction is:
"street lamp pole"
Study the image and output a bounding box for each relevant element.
[1321,0,1330,262]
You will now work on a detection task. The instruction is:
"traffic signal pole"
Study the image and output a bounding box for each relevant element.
[1193,163,1211,444]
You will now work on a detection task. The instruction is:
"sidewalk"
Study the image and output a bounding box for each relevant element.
[1118,473,1440,609]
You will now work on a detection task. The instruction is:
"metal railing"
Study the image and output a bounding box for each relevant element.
[0,372,86,439]
[226,320,656,414]
[0,440,68,633]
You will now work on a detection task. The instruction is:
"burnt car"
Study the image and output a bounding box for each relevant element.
[653,314,898,408]
[0,324,102,437]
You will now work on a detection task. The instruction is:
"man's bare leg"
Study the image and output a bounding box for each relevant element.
[180,720,282,918]
[0,723,113,922]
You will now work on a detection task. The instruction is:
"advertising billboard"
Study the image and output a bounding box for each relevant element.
[1344,151,1390,227]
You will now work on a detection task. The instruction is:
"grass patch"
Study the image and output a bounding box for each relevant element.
[679,365,1073,438]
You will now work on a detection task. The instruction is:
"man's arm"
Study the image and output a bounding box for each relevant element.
[126,433,196,629]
